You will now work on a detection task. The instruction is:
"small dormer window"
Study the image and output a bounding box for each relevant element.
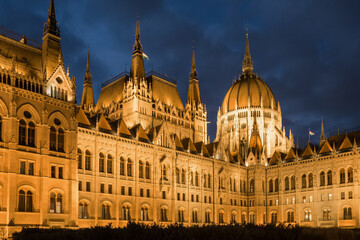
[56,77,63,84]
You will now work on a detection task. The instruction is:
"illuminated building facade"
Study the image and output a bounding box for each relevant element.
[0,0,358,236]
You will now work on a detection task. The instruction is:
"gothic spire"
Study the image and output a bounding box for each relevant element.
[85,49,92,83]
[80,51,95,111]
[187,46,201,105]
[320,119,326,145]
[43,0,60,37]
[190,46,198,79]
[130,17,145,81]
[242,32,253,74]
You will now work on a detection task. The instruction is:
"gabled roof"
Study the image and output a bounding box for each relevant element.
[173,134,184,150]
[205,142,218,157]
[269,151,281,165]
[285,148,296,161]
[301,143,314,158]
[131,124,150,143]
[339,135,353,150]
[319,140,333,154]
[194,142,210,157]
[98,114,112,131]
[76,108,91,126]
[118,119,132,137]
[181,138,197,154]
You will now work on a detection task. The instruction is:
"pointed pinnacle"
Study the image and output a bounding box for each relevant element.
[85,50,92,82]
[242,32,254,73]
[133,16,143,53]
[190,46,198,79]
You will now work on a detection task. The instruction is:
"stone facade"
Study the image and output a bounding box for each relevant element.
[0,0,358,237]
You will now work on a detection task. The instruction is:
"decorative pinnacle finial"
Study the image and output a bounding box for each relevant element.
[85,49,92,83]
[242,30,253,74]
[133,16,143,53]
[190,42,198,79]
[44,0,60,37]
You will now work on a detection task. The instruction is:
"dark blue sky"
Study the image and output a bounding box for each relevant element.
[1,0,359,148]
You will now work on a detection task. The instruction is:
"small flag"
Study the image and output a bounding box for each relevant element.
[309,130,315,136]
[142,52,149,60]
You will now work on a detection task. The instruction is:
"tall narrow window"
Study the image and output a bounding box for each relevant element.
[320,171,325,186]
[181,169,186,184]
[56,193,62,213]
[302,174,307,188]
[50,126,57,151]
[58,128,64,152]
[291,176,296,190]
[208,174,211,188]
[340,169,345,184]
[26,191,33,212]
[18,190,25,211]
[77,149,82,169]
[107,155,113,173]
[195,171,199,186]
[50,193,56,213]
[145,162,150,179]
[99,153,105,172]
[308,173,313,188]
[85,150,91,170]
[19,120,26,145]
[120,157,125,175]
[327,170,332,185]
[269,179,273,193]
[139,161,144,179]
[127,159,132,177]
[285,177,289,190]
[347,167,353,183]
[27,122,35,147]
[0,116,2,141]
[275,178,279,192]
[176,168,180,184]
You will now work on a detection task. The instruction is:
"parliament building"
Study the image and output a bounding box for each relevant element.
[0,0,358,236]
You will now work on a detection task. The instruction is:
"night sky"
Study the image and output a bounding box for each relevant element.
[1,0,359,148]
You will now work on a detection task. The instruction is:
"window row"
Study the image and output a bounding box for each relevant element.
[17,190,63,213]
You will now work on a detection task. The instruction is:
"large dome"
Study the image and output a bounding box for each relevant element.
[221,75,276,115]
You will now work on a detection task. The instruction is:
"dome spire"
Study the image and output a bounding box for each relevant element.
[242,31,253,74]
[187,45,201,105]
[81,50,95,111]
[85,48,92,83]
[133,16,143,53]
[43,0,60,37]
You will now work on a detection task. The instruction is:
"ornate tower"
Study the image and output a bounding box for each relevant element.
[122,18,152,129]
[80,50,95,112]
[42,0,62,80]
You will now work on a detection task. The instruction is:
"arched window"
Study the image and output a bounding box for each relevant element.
[207,174,211,188]
[274,178,279,192]
[304,210,312,222]
[269,179,273,193]
[50,193,56,213]
[58,128,64,152]
[344,207,352,220]
[231,212,236,224]
[181,169,186,184]
[203,174,207,188]
[291,176,296,190]
[250,179,255,193]
[287,211,294,222]
[302,174,307,188]
[120,157,125,176]
[323,209,331,221]
[19,120,26,145]
[219,211,224,223]
[102,204,111,219]
[347,167,353,183]
[127,159,132,177]
[50,126,57,151]
[107,155,113,173]
[160,208,168,222]
[122,205,131,220]
[285,177,289,190]
[26,190,33,212]
[145,162,150,179]
[79,202,89,219]
[308,173,313,188]
[141,207,149,221]
[327,170,332,185]
[27,121,35,147]
[56,193,62,213]
[99,153,105,172]
[195,171,199,186]
[205,211,211,223]
[178,209,185,223]
[340,168,345,184]
[176,168,180,184]
[77,149,82,169]
[18,190,25,212]
[320,171,325,186]
[85,150,91,170]
[192,210,198,223]
[139,161,144,179]
[271,212,277,224]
